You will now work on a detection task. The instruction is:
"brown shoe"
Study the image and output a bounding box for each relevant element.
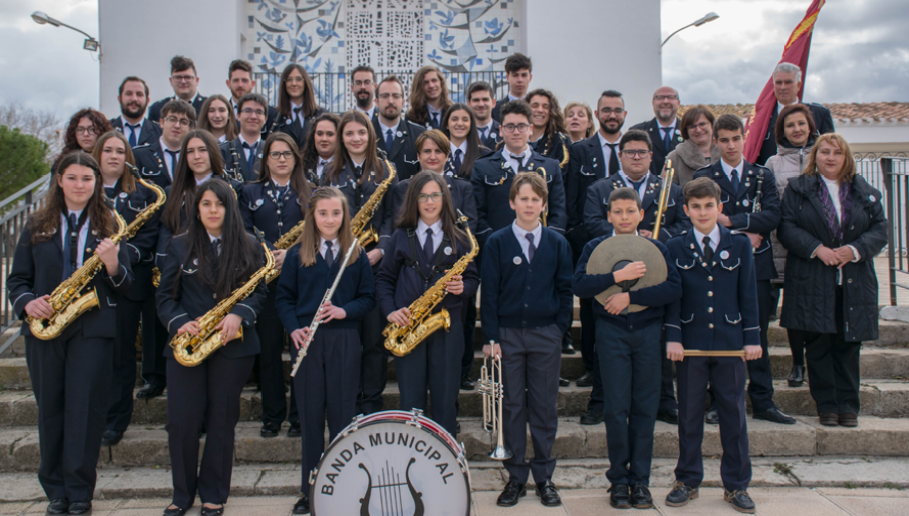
[838,413,858,427]
[818,412,838,426]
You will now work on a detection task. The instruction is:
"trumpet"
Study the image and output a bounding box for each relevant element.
[652,159,675,240]
[477,349,511,461]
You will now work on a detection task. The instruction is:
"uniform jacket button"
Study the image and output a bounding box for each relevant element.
[708,323,714,329]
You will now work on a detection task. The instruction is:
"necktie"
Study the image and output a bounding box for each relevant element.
[661,127,672,151]
[164,149,179,177]
[430,112,440,129]
[62,213,80,279]
[479,126,488,142]
[293,107,303,127]
[385,129,395,152]
[422,228,435,263]
[525,233,536,262]
[702,236,714,263]
[104,186,116,199]
[630,178,645,193]
[606,143,619,176]
[453,149,463,173]
[509,153,525,172]
[212,238,222,257]
[353,165,363,180]
[730,169,740,191]
[126,123,140,147]
[324,241,334,267]
[242,141,257,178]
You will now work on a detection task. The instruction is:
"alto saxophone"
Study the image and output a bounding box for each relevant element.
[383,211,478,357]
[263,219,308,285]
[170,241,276,367]
[350,159,396,247]
[28,168,165,340]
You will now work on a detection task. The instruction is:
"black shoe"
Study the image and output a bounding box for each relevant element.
[561,334,576,355]
[535,480,561,507]
[260,422,279,438]
[575,372,593,387]
[724,489,756,513]
[46,499,68,515]
[753,407,796,425]
[631,484,653,509]
[705,408,719,425]
[292,495,310,514]
[608,484,631,509]
[559,377,570,387]
[162,505,188,516]
[287,422,301,438]
[460,375,475,390]
[456,421,461,434]
[788,365,805,387]
[496,481,527,507]
[67,501,92,515]
[101,429,123,447]
[200,505,224,516]
[665,482,698,507]
[579,409,603,425]
[656,409,679,425]
[136,383,165,400]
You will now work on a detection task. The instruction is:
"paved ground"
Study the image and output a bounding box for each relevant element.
[3,487,909,515]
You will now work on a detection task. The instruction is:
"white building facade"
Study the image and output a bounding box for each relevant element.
[99,0,662,122]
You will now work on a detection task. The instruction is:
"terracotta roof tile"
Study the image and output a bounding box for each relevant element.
[681,102,909,123]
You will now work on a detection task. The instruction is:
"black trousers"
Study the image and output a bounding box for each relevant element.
[166,352,254,508]
[659,331,679,412]
[141,298,168,387]
[598,319,662,486]
[26,331,113,503]
[358,305,388,415]
[788,328,806,367]
[676,356,751,492]
[580,297,604,414]
[804,289,861,414]
[500,325,561,485]
[292,327,360,486]
[106,297,143,434]
[257,289,298,426]
[395,320,463,436]
[461,293,478,377]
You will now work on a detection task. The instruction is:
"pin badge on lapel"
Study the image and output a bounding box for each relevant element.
[513,256,522,265]
[444,246,453,256]
[397,131,403,137]
[742,199,750,208]
[119,192,128,199]
[256,199,265,206]
[720,250,729,260]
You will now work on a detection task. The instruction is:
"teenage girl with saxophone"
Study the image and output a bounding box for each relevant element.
[155,180,267,516]
[92,131,164,448]
[239,132,314,439]
[375,171,479,436]
[275,187,376,515]
[324,110,398,415]
[7,152,133,516]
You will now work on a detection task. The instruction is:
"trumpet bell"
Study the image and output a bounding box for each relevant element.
[488,444,512,461]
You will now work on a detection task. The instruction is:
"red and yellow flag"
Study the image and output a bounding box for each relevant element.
[743,0,825,162]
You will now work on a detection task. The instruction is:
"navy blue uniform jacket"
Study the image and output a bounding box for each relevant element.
[276,243,376,332]
[324,162,399,251]
[110,116,162,148]
[239,181,308,245]
[480,226,573,343]
[630,117,682,176]
[664,226,761,350]
[692,161,781,281]
[565,134,609,251]
[391,172,478,234]
[133,140,173,189]
[373,116,427,181]
[108,178,161,301]
[148,93,206,123]
[584,174,689,242]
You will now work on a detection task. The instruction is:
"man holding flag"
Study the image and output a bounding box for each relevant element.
[743,0,835,166]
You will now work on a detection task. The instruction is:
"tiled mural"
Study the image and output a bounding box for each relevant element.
[247,0,521,105]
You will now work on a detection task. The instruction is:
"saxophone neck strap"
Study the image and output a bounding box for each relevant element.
[406,228,450,284]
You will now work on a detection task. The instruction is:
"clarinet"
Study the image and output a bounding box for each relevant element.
[752,171,763,213]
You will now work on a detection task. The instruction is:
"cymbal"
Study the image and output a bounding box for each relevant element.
[585,234,668,313]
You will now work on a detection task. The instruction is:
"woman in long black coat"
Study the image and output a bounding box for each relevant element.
[777,133,887,429]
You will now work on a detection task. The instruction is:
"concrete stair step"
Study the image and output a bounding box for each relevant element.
[2,379,908,428]
[1,416,908,473]
[2,347,907,392]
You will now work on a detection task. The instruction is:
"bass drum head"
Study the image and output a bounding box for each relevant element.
[311,417,470,515]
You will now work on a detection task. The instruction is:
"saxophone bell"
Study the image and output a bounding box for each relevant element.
[478,350,511,461]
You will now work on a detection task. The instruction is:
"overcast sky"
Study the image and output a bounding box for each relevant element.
[0,0,907,116]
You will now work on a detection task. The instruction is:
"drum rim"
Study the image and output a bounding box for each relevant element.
[310,413,471,516]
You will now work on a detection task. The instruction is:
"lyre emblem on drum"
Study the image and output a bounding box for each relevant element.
[358,458,424,516]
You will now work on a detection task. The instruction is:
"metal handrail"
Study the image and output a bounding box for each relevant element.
[0,175,50,216]
[880,156,909,306]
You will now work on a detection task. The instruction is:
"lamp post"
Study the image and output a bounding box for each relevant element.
[659,12,719,53]
[31,11,100,52]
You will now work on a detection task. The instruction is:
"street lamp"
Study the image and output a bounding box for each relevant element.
[31,11,100,53]
[660,12,720,53]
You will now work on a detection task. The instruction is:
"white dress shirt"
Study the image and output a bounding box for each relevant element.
[511,220,542,261]
[356,105,377,120]
[316,156,334,179]
[159,137,181,180]
[319,237,340,260]
[195,173,213,186]
[720,158,745,183]
[122,117,146,145]
[598,131,622,174]
[503,146,532,173]
[450,140,468,158]
[416,219,443,254]
[238,134,261,161]
[617,170,651,199]
[693,224,721,256]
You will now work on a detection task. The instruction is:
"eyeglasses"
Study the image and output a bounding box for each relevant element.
[378,93,403,100]
[600,108,625,115]
[268,151,295,160]
[163,116,193,127]
[240,108,266,116]
[502,123,531,133]
[171,75,196,83]
[75,127,96,135]
[653,95,679,101]
[354,80,374,87]
[621,149,651,158]
[417,192,443,203]
[285,76,305,84]
[688,121,711,132]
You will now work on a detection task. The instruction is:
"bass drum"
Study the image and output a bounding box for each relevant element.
[310,409,471,516]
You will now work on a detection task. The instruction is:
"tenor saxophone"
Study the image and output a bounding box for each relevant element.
[170,241,276,367]
[383,211,478,357]
[350,159,396,247]
[27,169,165,340]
